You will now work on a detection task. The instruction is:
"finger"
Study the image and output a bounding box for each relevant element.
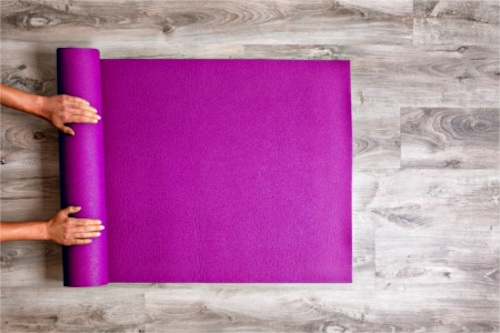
[73,218,103,227]
[70,109,101,120]
[62,206,82,215]
[72,238,93,245]
[68,114,100,124]
[69,96,90,106]
[53,121,75,136]
[74,224,105,233]
[62,125,75,136]
[74,231,102,239]
[69,101,98,113]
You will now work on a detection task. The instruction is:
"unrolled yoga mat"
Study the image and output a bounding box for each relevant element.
[57,48,352,287]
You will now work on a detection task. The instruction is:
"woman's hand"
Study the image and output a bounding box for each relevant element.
[39,95,101,136]
[46,206,104,245]
[0,206,104,245]
[0,84,100,136]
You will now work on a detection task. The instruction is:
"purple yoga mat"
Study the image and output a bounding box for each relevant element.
[57,48,352,287]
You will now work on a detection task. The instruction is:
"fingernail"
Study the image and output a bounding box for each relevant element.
[93,119,99,123]
[75,206,82,210]
[97,220,102,224]
[95,232,101,237]
[99,225,105,230]
[97,115,101,120]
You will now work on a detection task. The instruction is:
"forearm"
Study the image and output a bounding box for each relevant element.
[0,221,48,242]
[0,83,45,117]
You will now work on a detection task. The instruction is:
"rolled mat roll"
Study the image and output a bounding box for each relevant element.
[58,48,108,286]
[57,47,352,287]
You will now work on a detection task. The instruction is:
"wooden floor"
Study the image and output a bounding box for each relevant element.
[1,0,499,332]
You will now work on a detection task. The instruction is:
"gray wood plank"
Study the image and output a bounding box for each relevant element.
[0,197,59,222]
[144,287,380,333]
[1,0,413,45]
[1,110,59,178]
[350,48,499,108]
[353,107,401,170]
[367,169,499,289]
[1,106,60,221]
[144,287,498,332]
[0,286,147,332]
[0,241,62,287]
[401,108,500,169]
[414,0,500,45]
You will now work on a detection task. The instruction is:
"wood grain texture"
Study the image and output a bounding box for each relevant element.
[1,0,413,45]
[1,0,499,332]
[369,169,499,289]
[353,107,400,170]
[414,0,500,45]
[401,108,500,169]
[1,287,147,332]
[144,286,498,332]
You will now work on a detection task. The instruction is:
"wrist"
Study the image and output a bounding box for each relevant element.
[41,220,51,241]
[31,221,51,241]
[30,94,47,119]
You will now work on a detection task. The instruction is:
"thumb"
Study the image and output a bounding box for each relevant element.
[63,206,81,215]
[62,125,75,136]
